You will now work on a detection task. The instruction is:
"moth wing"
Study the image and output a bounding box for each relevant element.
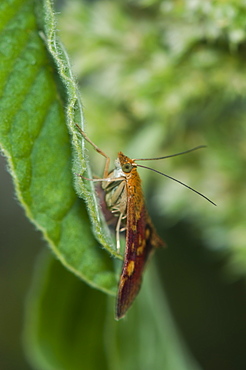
[116,198,164,320]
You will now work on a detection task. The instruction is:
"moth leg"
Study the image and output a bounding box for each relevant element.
[119,215,126,232]
[116,213,124,252]
[75,124,110,177]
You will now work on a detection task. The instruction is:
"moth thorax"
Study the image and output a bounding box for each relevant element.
[104,180,127,216]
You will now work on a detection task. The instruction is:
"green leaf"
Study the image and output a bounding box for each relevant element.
[24,251,109,370]
[24,251,201,370]
[0,0,117,294]
[43,0,119,259]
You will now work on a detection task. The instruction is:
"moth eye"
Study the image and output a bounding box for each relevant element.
[122,163,132,173]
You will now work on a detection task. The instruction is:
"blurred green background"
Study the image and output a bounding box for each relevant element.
[1,0,246,369]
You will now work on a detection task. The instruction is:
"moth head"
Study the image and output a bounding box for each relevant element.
[118,152,137,174]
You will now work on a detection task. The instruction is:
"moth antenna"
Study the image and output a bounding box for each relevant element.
[134,145,206,161]
[137,164,216,206]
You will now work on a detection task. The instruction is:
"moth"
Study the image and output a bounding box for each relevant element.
[76,125,216,319]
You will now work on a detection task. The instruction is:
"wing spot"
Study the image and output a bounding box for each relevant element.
[138,234,142,245]
[126,260,135,277]
[145,227,150,239]
[137,240,146,255]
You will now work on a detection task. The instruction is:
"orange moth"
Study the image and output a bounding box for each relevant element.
[76,125,216,319]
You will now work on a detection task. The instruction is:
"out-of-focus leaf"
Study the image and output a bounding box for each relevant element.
[24,251,201,370]
[24,251,109,370]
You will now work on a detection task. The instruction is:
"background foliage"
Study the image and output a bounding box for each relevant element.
[1,0,246,369]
